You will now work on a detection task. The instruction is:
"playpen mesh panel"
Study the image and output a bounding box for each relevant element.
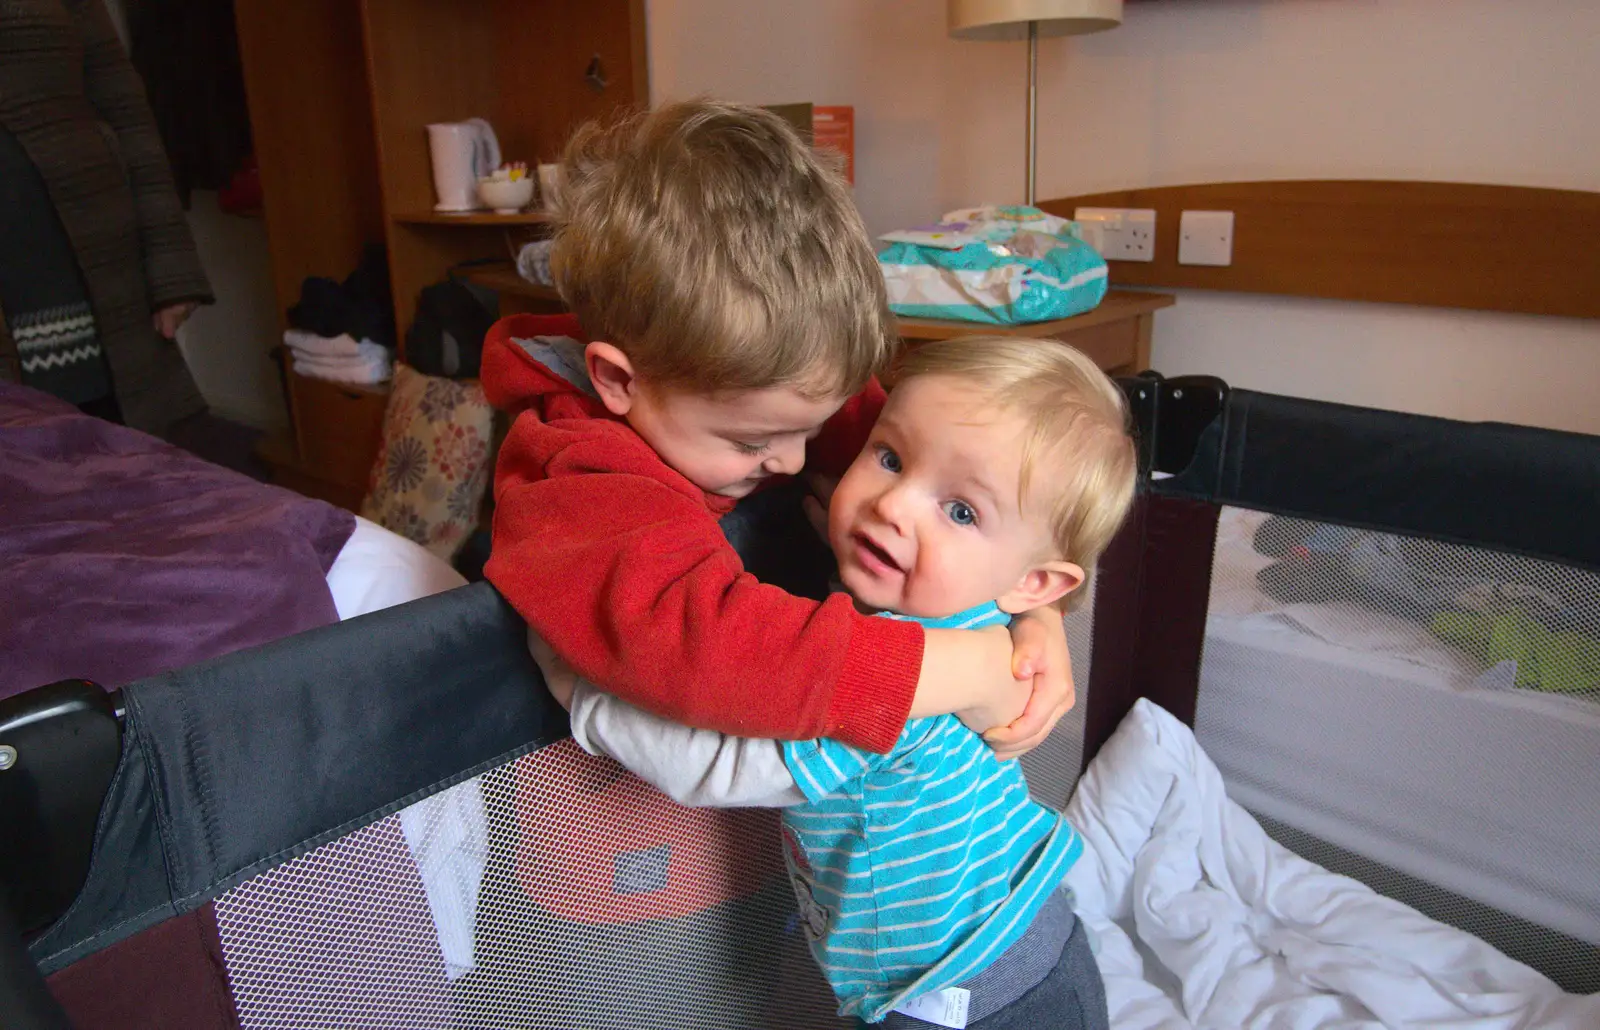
[215,743,851,1030]
[1253,812,1600,995]
[1018,582,1095,810]
[1192,507,1600,989]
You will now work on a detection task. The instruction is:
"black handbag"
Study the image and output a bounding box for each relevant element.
[405,276,496,378]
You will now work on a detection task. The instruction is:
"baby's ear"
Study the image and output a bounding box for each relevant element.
[585,340,637,416]
[996,560,1084,614]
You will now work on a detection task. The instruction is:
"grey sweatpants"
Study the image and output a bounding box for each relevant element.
[962,918,1109,1030]
[878,892,1110,1030]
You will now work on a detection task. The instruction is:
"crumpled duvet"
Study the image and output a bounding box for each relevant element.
[1062,700,1600,1029]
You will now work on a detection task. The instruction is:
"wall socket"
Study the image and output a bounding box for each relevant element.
[1073,207,1157,262]
[1178,210,1235,266]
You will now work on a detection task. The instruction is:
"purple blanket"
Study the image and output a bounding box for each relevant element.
[1,383,356,700]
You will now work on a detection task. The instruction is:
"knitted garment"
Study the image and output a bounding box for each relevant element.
[0,126,111,404]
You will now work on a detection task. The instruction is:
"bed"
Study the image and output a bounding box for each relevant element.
[4,180,1599,1029]
[0,379,465,703]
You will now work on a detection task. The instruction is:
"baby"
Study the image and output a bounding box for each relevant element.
[540,336,1136,1028]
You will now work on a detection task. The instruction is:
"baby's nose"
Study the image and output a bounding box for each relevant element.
[871,484,913,531]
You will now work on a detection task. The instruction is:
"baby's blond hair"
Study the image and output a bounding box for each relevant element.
[896,337,1137,596]
[549,100,897,399]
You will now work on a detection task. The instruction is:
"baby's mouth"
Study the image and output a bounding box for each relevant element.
[854,533,903,574]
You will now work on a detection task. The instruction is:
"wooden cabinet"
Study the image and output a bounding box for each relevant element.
[236,0,646,509]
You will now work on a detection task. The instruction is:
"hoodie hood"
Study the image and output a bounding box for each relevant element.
[480,313,605,423]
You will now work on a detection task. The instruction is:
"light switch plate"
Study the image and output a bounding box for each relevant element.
[1074,207,1156,262]
[1179,210,1234,266]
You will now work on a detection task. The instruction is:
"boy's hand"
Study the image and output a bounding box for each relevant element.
[944,626,1031,741]
[915,627,1030,732]
[984,609,1074,761]
[527,630,578,710]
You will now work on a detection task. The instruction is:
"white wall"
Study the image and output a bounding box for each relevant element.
[177,194,288,429]
[648,0,1600,434]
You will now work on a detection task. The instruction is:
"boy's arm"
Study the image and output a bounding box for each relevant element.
[568,682,807,808]
[488,419,923,752]
[912,627,1033,731]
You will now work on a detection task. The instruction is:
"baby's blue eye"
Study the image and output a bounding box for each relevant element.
[876,445,902,474]
[944,500,978,527]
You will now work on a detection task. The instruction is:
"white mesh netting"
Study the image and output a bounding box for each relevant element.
[1193,506,1600,992]
[213,636,1094,1030]
[216,743,844,1029]
[1018,584,1094,811]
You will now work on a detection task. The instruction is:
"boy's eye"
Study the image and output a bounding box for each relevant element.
[875,445,902,474]
[943,500,978,527]
[733,440,770,456]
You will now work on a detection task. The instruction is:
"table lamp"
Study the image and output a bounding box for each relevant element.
[948,0,1123,206]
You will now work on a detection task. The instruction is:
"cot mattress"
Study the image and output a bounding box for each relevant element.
[1193,509,1600,947]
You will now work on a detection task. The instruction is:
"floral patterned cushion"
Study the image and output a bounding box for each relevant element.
[361,364,492,560]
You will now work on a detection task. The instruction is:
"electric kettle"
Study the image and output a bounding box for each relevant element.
[426,118,502,212]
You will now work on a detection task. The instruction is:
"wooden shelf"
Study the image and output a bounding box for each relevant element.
[894,290,1176,342]
[456,262,562,302]
[392,210,552,227]
[892,289,1176,377]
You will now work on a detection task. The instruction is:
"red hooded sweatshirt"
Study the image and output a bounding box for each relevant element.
[481,313,922,754]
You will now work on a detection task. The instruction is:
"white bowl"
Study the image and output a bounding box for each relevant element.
[477,177,535,214]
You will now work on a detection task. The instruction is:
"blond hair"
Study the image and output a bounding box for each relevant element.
[896,337,1137,595]
[548,100,897,398]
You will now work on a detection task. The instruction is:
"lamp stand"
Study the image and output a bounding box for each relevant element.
[1025,19,1038,206]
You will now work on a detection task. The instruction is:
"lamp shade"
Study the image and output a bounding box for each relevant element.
[948,0,1123,40]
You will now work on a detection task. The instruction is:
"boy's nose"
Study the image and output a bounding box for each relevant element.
[762,438,806,476]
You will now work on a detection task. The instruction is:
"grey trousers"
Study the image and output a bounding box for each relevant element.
[962,919,1109,1030]
[878,893,1110,1030]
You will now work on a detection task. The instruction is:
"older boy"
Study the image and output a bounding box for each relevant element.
[542,337,1136,1028]
[482,100,1074,756]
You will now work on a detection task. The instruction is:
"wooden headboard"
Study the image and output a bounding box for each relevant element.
[1038,181,1600,320]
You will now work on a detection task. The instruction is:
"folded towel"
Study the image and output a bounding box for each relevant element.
[285,329,362,359]
[291,348,388,372]
[286,331,390,363]
[293,350,391,386]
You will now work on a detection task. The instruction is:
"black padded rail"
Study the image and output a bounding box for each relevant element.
[28,582,565,974]
[0,681,122,940]
[1160,389,1600,572]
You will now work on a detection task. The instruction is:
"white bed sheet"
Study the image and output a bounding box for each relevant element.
[1064,700,1600,1030]
[324,517,486,977]
[1194,509,1600,948]
[325,515,468,619]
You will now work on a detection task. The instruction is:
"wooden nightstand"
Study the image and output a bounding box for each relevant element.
[894,289,1175,376]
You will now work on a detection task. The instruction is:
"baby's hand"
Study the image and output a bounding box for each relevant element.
[984,609,1075,761]
[527,629,578,710]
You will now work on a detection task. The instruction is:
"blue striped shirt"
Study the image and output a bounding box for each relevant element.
[780,603,1084,1023]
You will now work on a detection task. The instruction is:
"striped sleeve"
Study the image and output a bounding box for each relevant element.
[782,736,893,801]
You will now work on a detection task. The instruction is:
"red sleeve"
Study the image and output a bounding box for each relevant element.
[485,415,920,753]
[806,378,887,479]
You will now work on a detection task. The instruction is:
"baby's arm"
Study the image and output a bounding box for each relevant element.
[531,632,803,807]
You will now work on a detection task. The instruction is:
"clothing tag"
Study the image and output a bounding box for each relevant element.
[892,986,971,1028]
